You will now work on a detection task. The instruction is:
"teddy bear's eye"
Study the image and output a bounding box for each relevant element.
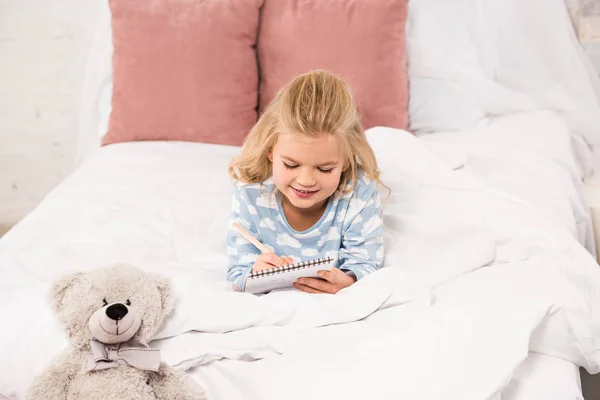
[102,298,108,307]
[126,299,131,306]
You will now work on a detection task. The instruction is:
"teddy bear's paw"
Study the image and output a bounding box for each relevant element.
[148,364,206,400]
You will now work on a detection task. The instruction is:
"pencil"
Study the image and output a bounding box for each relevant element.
[230,222,274,254]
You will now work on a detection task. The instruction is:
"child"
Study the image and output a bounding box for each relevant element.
[227,70,386,294]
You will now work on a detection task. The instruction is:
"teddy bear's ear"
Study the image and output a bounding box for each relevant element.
[50,272,83,313]
[154,276,174,316]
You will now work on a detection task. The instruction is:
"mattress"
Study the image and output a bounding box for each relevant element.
[1,111,598,399]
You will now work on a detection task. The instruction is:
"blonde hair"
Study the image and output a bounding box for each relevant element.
[229,70,387,196]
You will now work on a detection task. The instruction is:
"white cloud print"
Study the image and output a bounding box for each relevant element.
[361,215,382,236]
[255,195,278,210]
[301,248,319,257]
[242,182,262,190]
[294,229,321,239]
[238,253,259,264]
[233,217,251,230]
[346,198,366,221]
[231,195,241,213]
[247,205,258,215]
[324,250,339,261]
[289,256,302,264]
[277,233,302,248]
[376,245,384,260]
[318,227,341,246]
[259,218,276,231]
[348,247,370,259]
[324,210,335,223]
[236,237,250,245]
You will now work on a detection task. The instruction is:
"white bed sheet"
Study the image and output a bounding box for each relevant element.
[1,112,599,399]
[188,351,582,400]
[500,352,582,400]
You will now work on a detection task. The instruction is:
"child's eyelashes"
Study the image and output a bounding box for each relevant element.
[283,162,334,174]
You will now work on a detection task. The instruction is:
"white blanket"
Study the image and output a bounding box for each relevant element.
[1,120,599,399]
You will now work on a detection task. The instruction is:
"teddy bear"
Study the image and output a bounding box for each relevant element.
[27,264,206,400]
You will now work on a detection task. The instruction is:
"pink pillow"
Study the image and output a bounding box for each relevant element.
[258,0,409,131]
[102,0,263,147]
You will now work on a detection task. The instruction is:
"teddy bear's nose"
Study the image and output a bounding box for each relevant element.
[106,303,128,321]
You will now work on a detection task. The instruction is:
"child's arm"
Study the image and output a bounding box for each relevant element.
[338,182,384,280]
[226,185,262,290]
[226,184,293,290]
[294,180,384,294]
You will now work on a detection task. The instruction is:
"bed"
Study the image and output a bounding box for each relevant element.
[2,0,600,399]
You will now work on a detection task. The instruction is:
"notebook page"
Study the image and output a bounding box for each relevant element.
[244,259,334,294]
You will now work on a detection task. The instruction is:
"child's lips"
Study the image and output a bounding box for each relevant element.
[292,187,318,198]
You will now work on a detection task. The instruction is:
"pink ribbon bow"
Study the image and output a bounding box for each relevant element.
[86,340,161,372]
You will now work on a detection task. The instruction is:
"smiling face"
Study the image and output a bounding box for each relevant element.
[269,132,344,214]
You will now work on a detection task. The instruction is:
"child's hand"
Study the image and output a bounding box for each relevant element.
[293,268,357,294]
[252,253,294,272]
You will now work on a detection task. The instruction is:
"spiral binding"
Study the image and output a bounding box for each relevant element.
[248,256,333,279]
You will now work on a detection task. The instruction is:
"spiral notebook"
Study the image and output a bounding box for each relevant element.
[244,257,335,294]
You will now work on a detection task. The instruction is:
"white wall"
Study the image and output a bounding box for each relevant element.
[0,1,101,227]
